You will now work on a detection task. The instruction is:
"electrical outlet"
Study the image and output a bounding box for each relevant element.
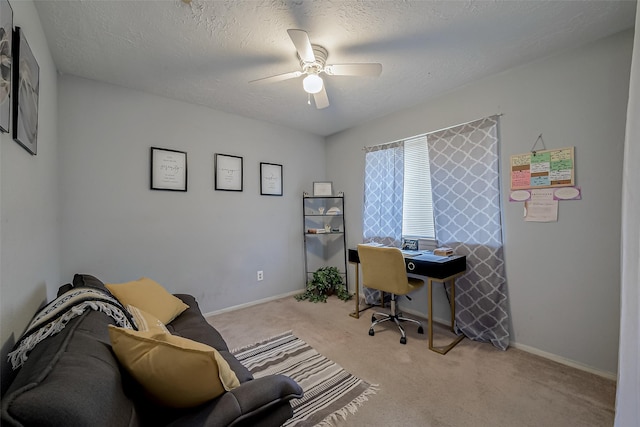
[257,271,264,281]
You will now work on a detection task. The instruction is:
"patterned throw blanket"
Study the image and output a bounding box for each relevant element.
[8,287,136,370]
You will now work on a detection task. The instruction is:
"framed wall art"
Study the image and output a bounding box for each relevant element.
[150,147,187,191]
[313,181,333,196]
[0,0,13,133]
[12,27,39,155]
[260,162,283,196]
[215,153,243,191]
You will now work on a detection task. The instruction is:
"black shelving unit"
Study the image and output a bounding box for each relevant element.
[302,194,348,291]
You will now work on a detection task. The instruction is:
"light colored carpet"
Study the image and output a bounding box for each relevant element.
[209,296,615,427]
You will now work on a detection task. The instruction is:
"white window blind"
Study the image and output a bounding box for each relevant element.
[402,136,435,239]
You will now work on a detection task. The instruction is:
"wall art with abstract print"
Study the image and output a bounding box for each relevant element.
[0,0,12,133]
[12,26,38,155]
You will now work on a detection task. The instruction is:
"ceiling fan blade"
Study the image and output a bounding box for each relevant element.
[325,63,382,77]
[287,29,315,63]
[249,70,303,84]
[313,86,329,109]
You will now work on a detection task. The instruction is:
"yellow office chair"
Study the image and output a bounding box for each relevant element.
[357,244,425,344]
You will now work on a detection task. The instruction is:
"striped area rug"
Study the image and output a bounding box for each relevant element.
[232,331,378,427]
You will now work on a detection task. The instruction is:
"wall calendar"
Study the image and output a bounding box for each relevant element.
[510,147,575,190]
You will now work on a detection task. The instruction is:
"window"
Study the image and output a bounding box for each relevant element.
[402,136,436,240]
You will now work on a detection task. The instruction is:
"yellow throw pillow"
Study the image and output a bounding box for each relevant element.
[127,304,169,333]
[105,277,189,324]
[108,326,240,408]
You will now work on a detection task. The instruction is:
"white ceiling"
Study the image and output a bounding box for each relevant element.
[34,0,636,137]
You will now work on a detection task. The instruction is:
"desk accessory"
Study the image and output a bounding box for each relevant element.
[434,247,454,256]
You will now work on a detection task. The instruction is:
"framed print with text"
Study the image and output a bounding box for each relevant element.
[150,147,187,191]
[260,162,283,196]
[313,181,333,196]
[215,153,243,191]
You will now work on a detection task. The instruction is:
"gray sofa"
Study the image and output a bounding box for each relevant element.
[1,274,303,427]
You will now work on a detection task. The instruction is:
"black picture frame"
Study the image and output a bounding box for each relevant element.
[0,0,13,133]
[260,162,283,196]
[12,27,39,155]
[215,153,243,191]
[150,147,188,192]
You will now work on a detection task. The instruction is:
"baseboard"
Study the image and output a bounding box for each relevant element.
[399,306,617,381]
[511,342,617,381]
[203,290,301,317]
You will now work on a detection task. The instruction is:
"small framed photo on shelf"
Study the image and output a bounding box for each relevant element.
[215,153,243,191]
[260,162,283,196]
[150,147,187,191]
[313,181,333,196]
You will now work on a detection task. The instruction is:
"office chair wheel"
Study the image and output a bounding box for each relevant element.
[400,337,407,345]
[369,328,375,336]
[418,326,424,334]
[371,315,376,322]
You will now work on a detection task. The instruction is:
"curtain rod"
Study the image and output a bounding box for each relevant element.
[362,113,503,151]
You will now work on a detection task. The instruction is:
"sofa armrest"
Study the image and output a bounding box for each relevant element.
[167,375,303,427]
[227,375,303,417]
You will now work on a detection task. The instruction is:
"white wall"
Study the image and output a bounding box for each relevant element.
[57,75,325,314]
[0,1,631,380]
[326,29,633,375]
[0,1,59,347]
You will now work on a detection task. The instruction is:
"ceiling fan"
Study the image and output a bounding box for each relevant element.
[250,29,382,109]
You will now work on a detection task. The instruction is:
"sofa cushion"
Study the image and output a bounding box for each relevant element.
[1,311,140,427]
[169,295,253,384]
[106,277,189,324]
[168,294,228,350]
[108,326,240,408]
[127,305,169,333]
[73,273,109,291]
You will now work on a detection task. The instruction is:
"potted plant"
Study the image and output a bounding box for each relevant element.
[296,266,351,303]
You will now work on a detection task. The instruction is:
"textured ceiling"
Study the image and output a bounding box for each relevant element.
[35,0,636,137]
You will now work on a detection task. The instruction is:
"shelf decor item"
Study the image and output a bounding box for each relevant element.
[12,26,39,155]
[215,153,243,191]
[0,0,13,133]
[313,181,333,196]
[260,162,283,196]
[295,266,351,303]
[150,147,187,191]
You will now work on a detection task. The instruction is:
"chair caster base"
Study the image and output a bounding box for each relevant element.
[369,328,375,336]
[400,337,407,345]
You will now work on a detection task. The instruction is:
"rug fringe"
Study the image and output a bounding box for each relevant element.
[313,384,380,427]
[230,330,293,353]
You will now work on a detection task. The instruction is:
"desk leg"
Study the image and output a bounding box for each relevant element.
[349,263,360,318]
[428,276,465,355]
[449,277,456,332]
[349,262,375,319]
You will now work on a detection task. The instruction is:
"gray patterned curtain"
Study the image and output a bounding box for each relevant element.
[426,116,510,350]
[362,142,404,247]
[362,141,404,304]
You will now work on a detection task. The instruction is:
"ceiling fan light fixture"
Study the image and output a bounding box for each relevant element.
[303,74,323,94]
